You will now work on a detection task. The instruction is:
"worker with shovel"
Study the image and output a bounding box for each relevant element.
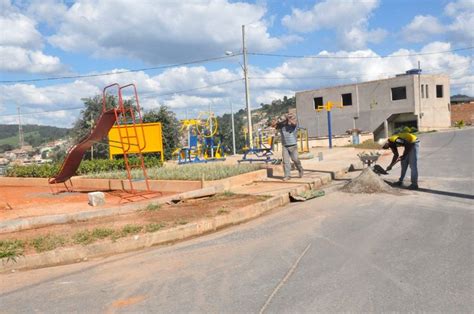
[380,133,419,190]
[271,112,304,181]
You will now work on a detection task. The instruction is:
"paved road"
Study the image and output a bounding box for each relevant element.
[1,129,473,313]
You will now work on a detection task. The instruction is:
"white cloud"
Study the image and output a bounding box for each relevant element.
[0,12,43,49]
[401,0,474,45]
[0,0,67,74]
[25,0,67,26]
[47,0,293,64]
[281,0,386,49]
[0,41,471,127]
[401,15,445,43]
[0,46,64,73]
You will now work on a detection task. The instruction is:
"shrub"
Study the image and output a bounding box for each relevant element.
[5,156,162,178]
[0,240,25,261]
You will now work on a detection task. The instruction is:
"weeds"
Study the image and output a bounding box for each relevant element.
[72,230,94,245]
[0,240,25,262]
[31,234,66,252]
[144,203,161,212]
[121,224,143,235]
[176,219,188,225]
[145,223,166,233]
[91,228,115,239]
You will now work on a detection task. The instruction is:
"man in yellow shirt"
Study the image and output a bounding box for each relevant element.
[382,133,419,190]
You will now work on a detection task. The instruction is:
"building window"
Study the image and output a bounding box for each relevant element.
[421,84,424,98]
[313,97,323,110]
[436,85,443,98]
[391,86,407,101]
[425,84,429,98]
[341,93,352,106]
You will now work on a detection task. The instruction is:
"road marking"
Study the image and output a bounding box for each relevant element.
[259,243,311,314]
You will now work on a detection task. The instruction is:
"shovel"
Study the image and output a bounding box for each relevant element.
[373,164,388,175]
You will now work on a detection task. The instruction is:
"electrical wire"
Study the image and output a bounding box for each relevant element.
[248,46,474,59]
[0,54,242,84]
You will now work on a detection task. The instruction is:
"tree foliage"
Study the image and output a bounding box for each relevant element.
[143,106,180,160]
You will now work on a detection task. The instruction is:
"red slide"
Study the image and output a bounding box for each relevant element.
[49,109,117,184]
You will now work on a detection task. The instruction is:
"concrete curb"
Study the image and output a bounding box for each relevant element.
[0,193,290,273]
[0,187,223,234]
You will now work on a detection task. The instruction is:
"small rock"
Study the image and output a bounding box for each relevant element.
[88,192,105,206]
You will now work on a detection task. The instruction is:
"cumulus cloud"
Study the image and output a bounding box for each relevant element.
[281,0,386,49]
[0,0,67,74]
[401,0,474,45]
[401,15,445,43]
[47,0,293,64]
[0,41,471,127]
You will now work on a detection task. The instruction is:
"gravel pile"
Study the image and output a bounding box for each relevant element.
[342,168,392,193]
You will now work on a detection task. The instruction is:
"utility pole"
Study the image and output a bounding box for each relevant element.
[230,102,236,155]
[242,25,253,149]
[209,102,214,158]
[17,103,24,149]
[417,60,422,131]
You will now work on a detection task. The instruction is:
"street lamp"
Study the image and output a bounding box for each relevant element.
[226,25,253,149]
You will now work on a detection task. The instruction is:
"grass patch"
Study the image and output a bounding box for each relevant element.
[91,228,115,239]
[121,224,143,235]
[145,223,166,233]
[72,230,95,245]
[144,203,161,212]
[31,234,66,252]
[0,240,25,261]
[86,163,262,181]
[176,219,188,225]
[222,190,235,197]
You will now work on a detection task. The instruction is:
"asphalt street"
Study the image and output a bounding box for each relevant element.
[1,128,472,313]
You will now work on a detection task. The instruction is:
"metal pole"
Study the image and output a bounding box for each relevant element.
[327,110,332,149]
[242,25,253,149]
[209,102,214,158]
[231,102,236,155]
[417,60,422,131]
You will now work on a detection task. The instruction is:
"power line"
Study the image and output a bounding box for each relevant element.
[0,54,241,84]
[0,79,244,118]
[248,46,474,59]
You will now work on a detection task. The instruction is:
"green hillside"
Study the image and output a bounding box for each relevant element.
[0,124,70,152]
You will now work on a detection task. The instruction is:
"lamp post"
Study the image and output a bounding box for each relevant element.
[226,24,253,149]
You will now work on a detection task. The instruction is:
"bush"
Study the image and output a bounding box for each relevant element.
[5,156,162,178]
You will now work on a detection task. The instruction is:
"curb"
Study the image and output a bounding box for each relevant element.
[0,187,222,234]
[0,193,290,273]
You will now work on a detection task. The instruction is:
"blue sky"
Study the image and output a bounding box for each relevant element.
[0,0,472,127]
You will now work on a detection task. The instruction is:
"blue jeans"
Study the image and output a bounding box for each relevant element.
[283,145,302,178]
[399,142,419,185]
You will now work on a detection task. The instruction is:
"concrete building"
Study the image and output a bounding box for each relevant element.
[296,71,451,140]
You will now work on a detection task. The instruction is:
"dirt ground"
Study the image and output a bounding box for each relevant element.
[0,186,173,220]
[0,194,267,255]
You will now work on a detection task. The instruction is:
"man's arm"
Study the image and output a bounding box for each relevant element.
[386,145,399,171]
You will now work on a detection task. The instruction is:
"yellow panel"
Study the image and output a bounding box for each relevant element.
[108,122,164,161]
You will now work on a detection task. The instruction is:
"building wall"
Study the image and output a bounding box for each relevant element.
[451,102,474,125]
[296,74,451,139]
[415,75,451,130]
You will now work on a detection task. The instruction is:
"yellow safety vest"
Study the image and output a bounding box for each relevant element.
[388,133,417,144]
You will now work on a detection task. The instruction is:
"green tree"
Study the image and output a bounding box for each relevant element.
[143,106,180,160]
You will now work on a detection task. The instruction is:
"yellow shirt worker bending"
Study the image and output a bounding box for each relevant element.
[380,133,419,190]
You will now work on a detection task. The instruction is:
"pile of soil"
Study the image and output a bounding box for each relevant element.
[342,168,392,193]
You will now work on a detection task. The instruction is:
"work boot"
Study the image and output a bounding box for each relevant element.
[395,180,403,187]
[408,183,419,190]
[298,169,304,178]
[282,177,291,181]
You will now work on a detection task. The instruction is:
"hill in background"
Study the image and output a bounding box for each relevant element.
[0,124,70,152]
